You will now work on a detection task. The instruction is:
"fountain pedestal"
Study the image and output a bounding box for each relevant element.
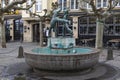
[47,37,75,48]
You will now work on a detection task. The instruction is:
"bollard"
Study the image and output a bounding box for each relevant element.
[18,46,24,58]
[107,47,113,60]
[14,73,26,80]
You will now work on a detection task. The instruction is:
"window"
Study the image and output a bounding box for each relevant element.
[5,20,11,41]
[89,17,96,24]
[5,20,10,30]
[115,16,120,24]
[36,0,42,12]
[57,25,63,36]
[57,18,73,36]
[15,20,20,31]
[79,17,87,24]
[115,15,120,34]
[70,0,79,10]
[79,1,90,9]
[75,0,79,9]
[70,0,74,9]
[81,1,88,9]
[87,3,91,9]
[78,16,96,35]
[88,26,96,34]
[96,0,108,8]
[2,0,5,7]
[58,0,67,10]
[115,26,120,34]
[27,0,32,12]
[100,0,120,8]
[78,17,88,34]
[97,0,101,8]
[103,0,107,7]
[105,17,113,24]
[117,0,120,7]
[79,26,87,34]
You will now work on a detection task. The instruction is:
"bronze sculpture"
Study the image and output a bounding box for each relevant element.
[49,7,72,37]
[63,8,73,36]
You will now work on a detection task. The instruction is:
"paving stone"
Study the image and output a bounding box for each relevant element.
[0,42,120,80]
[0,77,9,80]
[0,66,5,75]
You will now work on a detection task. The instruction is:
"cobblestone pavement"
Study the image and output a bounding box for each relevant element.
[0,42,120,80]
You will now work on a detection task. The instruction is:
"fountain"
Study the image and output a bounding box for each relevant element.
[24,7,100,71]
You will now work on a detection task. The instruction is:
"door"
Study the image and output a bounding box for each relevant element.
[14,19,23,41]
[5,20,11,42]
[32,24,40,42]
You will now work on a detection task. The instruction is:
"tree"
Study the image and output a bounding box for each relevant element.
[28,2,58,47]
[0,0,35,48]
[79,0,119,49]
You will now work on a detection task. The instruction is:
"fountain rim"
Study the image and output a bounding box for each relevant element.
[24,47,100,56]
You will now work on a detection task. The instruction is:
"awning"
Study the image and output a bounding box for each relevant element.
[22,17,40,21]
[4,15,22,20]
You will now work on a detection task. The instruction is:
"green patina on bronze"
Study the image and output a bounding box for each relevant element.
[49,7,72,37]
[63,8,73,36]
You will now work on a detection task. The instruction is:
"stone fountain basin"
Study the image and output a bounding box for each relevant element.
[24,47,100,71]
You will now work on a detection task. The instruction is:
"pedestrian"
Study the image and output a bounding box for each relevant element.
[46,27,49,38]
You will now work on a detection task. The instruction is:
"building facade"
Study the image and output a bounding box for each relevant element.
[22,0,56,42]
[0,0,23,42]
[2,0,56,42]
[4,0,120,47]
[56,0,120,47]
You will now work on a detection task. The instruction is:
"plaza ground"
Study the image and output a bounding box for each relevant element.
[0,42,120,80]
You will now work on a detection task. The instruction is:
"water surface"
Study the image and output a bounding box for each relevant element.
[32,47,92,54]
